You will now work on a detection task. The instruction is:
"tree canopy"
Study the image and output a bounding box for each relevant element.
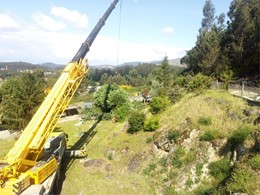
[93,84,129,112]
[0,70,47,130]
[182,0,260,78]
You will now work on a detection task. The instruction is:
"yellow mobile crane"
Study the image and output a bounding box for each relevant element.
[0,0,119,194]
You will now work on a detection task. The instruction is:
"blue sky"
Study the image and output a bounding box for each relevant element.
[0,0,232,65]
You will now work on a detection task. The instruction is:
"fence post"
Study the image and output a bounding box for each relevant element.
[241,82,244,97]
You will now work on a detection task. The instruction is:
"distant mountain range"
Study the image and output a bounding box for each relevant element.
[0,58,186,71]
[91,58,186,69]
[0,61,64,72]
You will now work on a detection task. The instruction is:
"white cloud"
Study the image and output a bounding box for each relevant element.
[162,26,174,35]
[0,14,20,31]
[0,13,185,65]
[33,12,66,31]
[51,6,88,29]
[87,36,185,65]
[0,25,186,65]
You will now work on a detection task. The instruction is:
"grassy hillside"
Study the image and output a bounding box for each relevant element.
[60,90,260,194]
[1,90,259,194]
[160,90,253,137]
[58,120,155,195]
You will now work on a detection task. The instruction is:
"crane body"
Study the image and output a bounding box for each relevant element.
[0,0,119,194]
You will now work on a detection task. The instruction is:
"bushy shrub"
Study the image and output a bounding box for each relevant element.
[200,130,217,141]
[132,101,145,110]
[82,106,102,120]
[167,131,180,142]
[93,84,129,112]
[167,86,186,103]
[149,96,170,114]
[146,137,153,144]
[143,163,157,175]
[144,117,159,131]
[163,187,178,195]
[112,103,131,122]
[187,73,212,92]
[172,76,187,87]
[227,166,257,194]
[158,157,167,167]
[196,163,204,177]
[197,116,212,126]
[127,110,146,134]
[208,157,231,180]
[172,147,185,168]
[230,125,253,144]
[248,154,260,170]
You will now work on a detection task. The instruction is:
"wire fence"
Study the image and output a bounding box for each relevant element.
[211,80,260,101]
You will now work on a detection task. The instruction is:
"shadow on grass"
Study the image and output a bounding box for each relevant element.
[54,115,102,194]
[55,85,112,194]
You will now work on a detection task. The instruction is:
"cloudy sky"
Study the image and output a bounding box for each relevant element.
[0,0,232,66]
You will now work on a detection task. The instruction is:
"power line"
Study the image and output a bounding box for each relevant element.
[116,0,123,66]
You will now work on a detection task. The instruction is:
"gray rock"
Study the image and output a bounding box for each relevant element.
[127,155,142,172]
[83,159,103,167]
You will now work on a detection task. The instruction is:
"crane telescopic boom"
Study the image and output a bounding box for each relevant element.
[72,0,119,62]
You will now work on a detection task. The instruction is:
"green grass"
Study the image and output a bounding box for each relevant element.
[0,138,16,159]
[160,90,249,137]
[58,119,155,195]
[0,89,257,194]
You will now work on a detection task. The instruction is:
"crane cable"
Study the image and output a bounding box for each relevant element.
[116,0,123,66]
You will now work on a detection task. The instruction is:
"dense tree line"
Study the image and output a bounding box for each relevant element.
[181,0,260,78]
[89,62,184,87]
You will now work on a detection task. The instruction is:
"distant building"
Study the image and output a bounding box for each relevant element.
[0,65,8,71]
[62,106,79,117]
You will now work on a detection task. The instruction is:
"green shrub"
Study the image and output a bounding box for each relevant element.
[159,157,167,167]
[200,130,217,141]
[172,147,185,168]
[230,125,253,144]
[197,116,212,126]
[167,86,186,103]
[167,131,180,142]
[143,163,157,175]
[172,156,183,168]
[186,177,193,188]
[187,73,212,92]
[227,166,257,194]
[169,170,178,179]
[208,157,231,180]
[107,153,113,160]
[248,154,260,170]
[132,101,145,110]
[149,96,170,114]
[184,151,196,164]
[82,106,102,120]
[144,117,159,131]
[172,76,187,87]
[196,163,204,177]
[112,103,131,122]
[146,137,153,144]
[94,84,128,112]
[163,187,178,195]
[127,110,146,134]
